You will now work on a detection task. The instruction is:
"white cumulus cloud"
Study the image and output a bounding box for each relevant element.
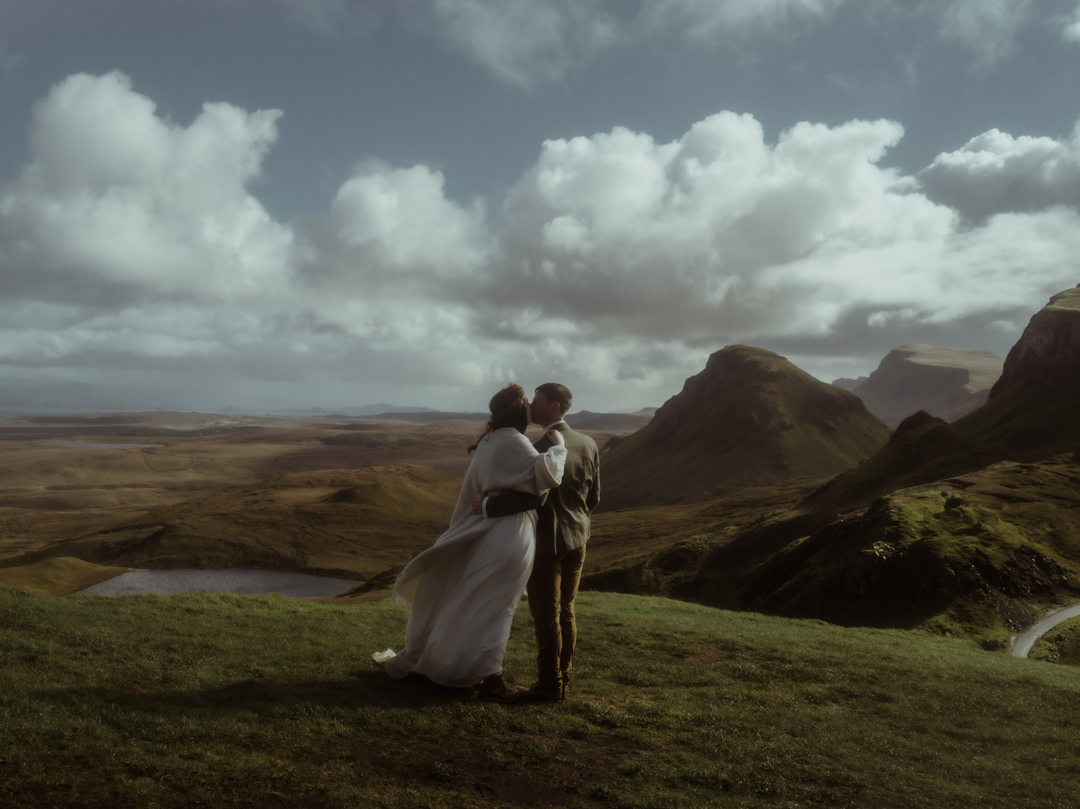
[917,126,1080,222]
[0,71,292,306]
[4,71,1080,409]
[300,162,491,288]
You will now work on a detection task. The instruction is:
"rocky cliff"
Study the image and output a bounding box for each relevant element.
[808,285,1080,511]
[990,284,1080,397]
[847,343,1003,427]
[600,345,891,509]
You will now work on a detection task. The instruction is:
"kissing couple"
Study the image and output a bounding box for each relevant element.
[374,382,600,702]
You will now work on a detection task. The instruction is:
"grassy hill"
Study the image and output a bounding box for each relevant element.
[0,465,462,581]
[583,453,1080,649]
[2,588,1078,808]
[0,556,128,595]
[807,387,1080,512]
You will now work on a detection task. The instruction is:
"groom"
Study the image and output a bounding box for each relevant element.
[473,382,600,702]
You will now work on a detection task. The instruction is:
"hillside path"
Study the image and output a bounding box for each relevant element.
[1010,603,1080,658]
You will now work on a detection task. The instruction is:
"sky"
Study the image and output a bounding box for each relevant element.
[1,0,1080,413]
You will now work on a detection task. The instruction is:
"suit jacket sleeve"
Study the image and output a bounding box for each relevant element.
[586,453,600,513]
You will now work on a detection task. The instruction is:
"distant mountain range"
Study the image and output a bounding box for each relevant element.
[0,378,655,422]
[0,378,177,414]
[836,343,1004,427]
[251,404,438,417]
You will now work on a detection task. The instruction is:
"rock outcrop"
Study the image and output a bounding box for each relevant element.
[990,284,1080,397]
[600,345,891,509]
[847,343,1003,427]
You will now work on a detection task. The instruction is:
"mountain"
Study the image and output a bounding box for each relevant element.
[831,376,867,390]
[809,285,1080,511]
[845,343,1004,427]
[565,410,653,431]
[584,293,1080,645]
[711,285,1080,640]
[599,345,891,510]
[990,284,1080,396]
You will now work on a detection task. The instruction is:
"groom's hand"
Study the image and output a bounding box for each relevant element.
[470,490,487,515]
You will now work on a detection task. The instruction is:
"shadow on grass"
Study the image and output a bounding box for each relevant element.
[30,670,483,716]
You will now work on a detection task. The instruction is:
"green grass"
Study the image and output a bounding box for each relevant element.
[2,589,1079,808]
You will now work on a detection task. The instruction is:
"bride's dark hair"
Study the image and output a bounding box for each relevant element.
[468,383,529,453]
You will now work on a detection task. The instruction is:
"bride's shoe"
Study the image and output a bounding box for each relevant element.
[475,673,524,703]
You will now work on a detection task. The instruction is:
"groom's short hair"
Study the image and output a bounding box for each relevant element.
[535,382,572,415]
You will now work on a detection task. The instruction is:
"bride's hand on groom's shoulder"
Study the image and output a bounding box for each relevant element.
[546,428,565,447]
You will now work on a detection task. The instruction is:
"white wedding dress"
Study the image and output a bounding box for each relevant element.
[373,427,566,687]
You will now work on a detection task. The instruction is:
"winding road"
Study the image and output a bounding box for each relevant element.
[1009,604,1080,658]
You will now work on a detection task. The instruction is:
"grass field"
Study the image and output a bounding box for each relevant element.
[2,588,1078,808]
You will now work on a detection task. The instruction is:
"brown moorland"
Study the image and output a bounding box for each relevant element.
[0,413,483,580]
[0,411,656,595]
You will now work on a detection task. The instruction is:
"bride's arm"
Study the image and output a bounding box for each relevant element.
[473,427,566,516]
[473,489,545,517]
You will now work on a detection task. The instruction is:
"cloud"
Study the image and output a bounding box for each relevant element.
[934,0,1036,67]
[640,0,846,41]
[4,71,1080,410]
[0,71,292,305]
[300,161,491,288]
[1063,2,1080,42]
[427,0,617,87]
[225,0,1047,90]
[471,109,1080,388]
[420,0,846,87]
[917,126,1080,223]
[489,113,919,339]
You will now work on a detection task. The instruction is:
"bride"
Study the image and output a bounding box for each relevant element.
[373,383,566,701]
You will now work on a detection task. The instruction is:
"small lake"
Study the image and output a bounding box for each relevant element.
[81,568,360,598]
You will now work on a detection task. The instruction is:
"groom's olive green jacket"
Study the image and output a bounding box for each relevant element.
[486,422,600,556]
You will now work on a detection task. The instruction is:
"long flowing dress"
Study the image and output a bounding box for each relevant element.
[374,427,566,687]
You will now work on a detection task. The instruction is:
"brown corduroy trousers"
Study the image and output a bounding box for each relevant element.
[527,545,587,693]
